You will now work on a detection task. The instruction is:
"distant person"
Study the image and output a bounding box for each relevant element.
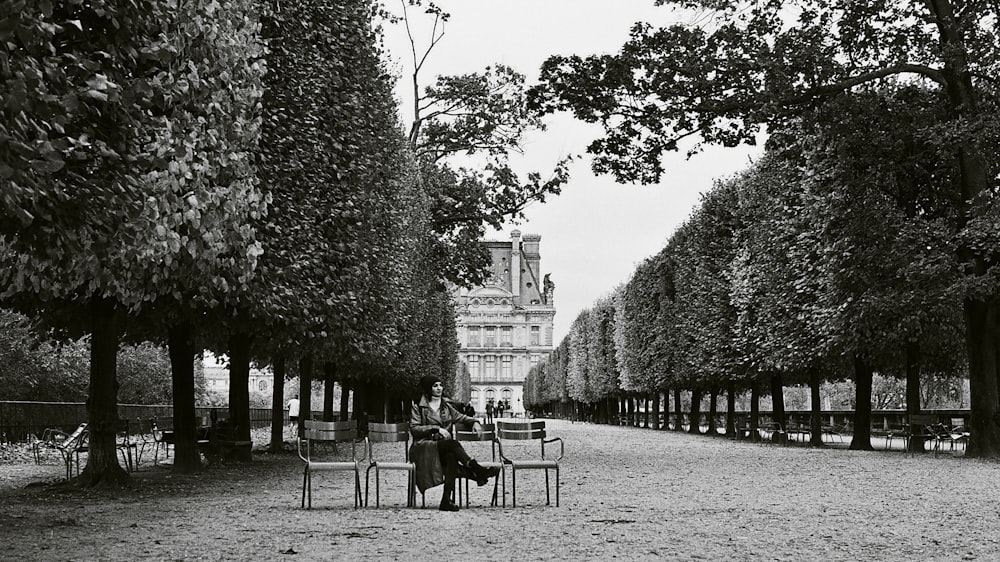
[287,395,300,437]
[496,401,505,419]
[485,401,494,424]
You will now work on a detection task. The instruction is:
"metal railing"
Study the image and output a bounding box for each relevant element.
[0,401,283,442]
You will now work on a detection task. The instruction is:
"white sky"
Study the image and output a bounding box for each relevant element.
[381,1,764,342]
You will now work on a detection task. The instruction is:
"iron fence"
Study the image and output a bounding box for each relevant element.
[0,401,286,442]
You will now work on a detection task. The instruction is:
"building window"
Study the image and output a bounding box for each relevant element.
[501,388,513,403]
[530,355,540,369]
[470,388,479,403]
[501,326,513,347]
[484,326,497,347]
[485,355,496,379]
[529,326,540,346]
[468,326,481,347]
[486,388,496,402]
[501,355,512,380]
[468,355,480,381]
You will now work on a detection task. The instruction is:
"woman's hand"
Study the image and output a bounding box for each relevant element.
[437,427,451,440]
[473,421,483,438]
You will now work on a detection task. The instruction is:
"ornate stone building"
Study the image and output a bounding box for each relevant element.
[453,230,556,416]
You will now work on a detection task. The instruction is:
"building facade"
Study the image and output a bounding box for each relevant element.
[454,230,555,416]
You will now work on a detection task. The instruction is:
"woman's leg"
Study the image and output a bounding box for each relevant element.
[437,440,468,510]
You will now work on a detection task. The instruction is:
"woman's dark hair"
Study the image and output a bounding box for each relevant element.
[419,374,443,398]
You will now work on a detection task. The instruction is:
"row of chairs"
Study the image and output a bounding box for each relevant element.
[298,419,563,509]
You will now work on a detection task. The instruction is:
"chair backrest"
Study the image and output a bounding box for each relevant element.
[366,422,410,461]
[456,423,496,442]
[300,419,361,463]
[56,423,88,452]
[304,419,358,442]
[950,417,965,428]
[909,414,938,427]
[456,424,497,461]
[496,420,546,441]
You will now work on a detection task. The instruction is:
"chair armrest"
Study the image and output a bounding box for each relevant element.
[297,438,310,463]
[543,437,564,462]
[493,436,510,463]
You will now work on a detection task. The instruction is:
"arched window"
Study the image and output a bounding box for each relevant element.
[485,388,496,401]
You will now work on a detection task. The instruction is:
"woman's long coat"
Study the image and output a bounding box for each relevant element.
[409,396,476,493]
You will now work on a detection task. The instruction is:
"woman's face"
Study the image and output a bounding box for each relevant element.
[430,381,444,397]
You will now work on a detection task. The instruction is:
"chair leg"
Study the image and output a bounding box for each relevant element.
[355,471,363,509]
[545,469,551,506]
[301,468,308,509]
[555,467,560,507]
[511,467,516,508]
[501,466,506,507]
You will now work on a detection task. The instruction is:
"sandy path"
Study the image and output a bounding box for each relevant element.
[2,419,998,561]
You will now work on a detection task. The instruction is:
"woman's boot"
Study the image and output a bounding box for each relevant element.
[468,459,501,486]
[439,479,460,511]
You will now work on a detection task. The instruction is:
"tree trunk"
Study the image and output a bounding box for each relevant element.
[905,344,926,453]
[651,392,660,430]
[269,356,286,454]
[708,387,718,436]
[964,298,1000,457]
[809,369,824,447]
[323,362,336,422]
[78,296,129,488]
[849,356,875,451]
[339,379,351,421]
[688,388,703,435]
[725,381,736,438]
[770,374,786,428]
[227,332,253,461]
[643,394,650,428]
[749,380,760,442]
[168,321,201,472]
[298,355,313,438]
[673,388,683,432]
[929,0,1000,458]
[626,395,635,426]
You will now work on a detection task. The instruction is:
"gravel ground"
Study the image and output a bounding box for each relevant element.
[1,419,999,561]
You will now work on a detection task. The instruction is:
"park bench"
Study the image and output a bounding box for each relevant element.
[495,419,564,507]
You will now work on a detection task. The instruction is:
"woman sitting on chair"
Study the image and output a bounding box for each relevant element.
[410,374,501,511]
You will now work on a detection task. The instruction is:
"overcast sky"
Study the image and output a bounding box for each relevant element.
[381,1,764,342]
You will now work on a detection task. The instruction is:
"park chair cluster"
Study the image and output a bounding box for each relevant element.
[885,414,969,456]
[297,418,564,509]
[30,415,257,480]
[32,420,150,479]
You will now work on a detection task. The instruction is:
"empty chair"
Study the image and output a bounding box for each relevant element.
[298,419,365,509]
[116,419,138,472]
[365,422,416,508]
[43,423,88,480]
[455,423,501,507]
[150,418,175,465]
[495,419,564,507]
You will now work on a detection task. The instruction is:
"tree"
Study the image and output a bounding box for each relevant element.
[532,0,1000,456]
[389,0,571,286]
[1,0,178,487]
